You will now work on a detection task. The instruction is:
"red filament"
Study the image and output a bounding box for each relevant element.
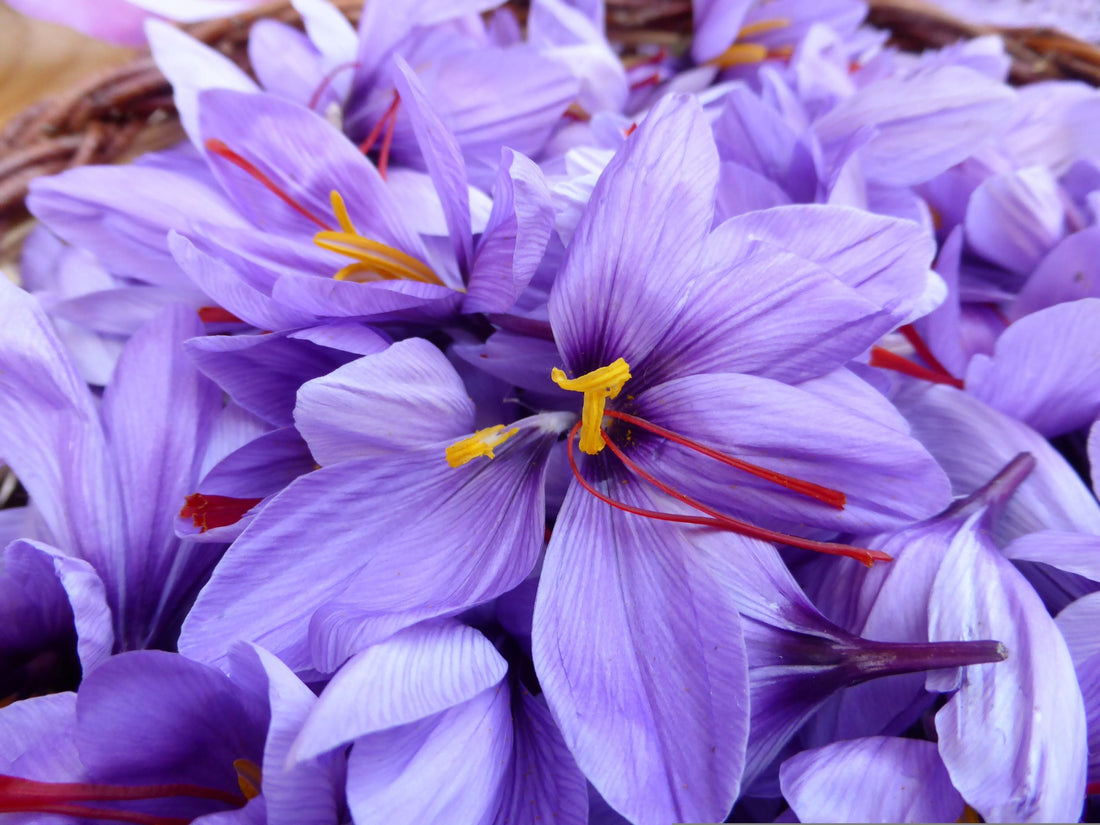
[898,324,956,379]
[603,410,845,508]
[204,139,331,230]
[565,422,890,566]
[0,773,245,824]
[358,92,401,179]
[870,346,964,389]
[180,494,263,533]
[308,60,360,110]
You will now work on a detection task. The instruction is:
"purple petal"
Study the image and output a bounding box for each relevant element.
[930,523,1087,822]
[77,650,266,794]
[549,94,718,372]
[965,298,1100,436]
[291,621,507,760]
[181,424,558,672]
[294,338,474,466]
[0,278,126,590]
[492,685,589,825]
[391,57,473,277]
[0,692,80,783]
[185,327,374,428]
[346,682,512,825]
[691,0,753,61]
[464,149,556,314]
[780,737,965,823]
[249,20,324,105]
[227,643,343,825]
[966,166,1066,276]
[814,65,1015,186]
[533,472,749,824]
[4,540,114,677]
[101,305,222,645]
[1012,227,1100,318]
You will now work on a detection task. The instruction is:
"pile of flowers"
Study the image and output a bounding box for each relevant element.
[2,0,1100,822]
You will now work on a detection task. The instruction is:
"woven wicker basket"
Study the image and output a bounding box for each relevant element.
[1,0,1098,257]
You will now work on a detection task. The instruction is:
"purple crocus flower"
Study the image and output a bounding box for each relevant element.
[0,277,224,668]
[527,92,956,824]
[0,646,341,823]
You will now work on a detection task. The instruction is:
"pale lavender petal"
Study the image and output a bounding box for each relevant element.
[965,166,1066,276]
[814,65,1015,186]
[1012,227,1100,318]
[0,692,79,782]
[691,0,753,61]
[147,20,259,146]
[181,424,558,672]
[464,149,555,314]
[965,298,1100,437]
[780,737,965,823]
[292,621,506,760]
[533,472,749,825]
[294,338,474,466]
[392,57,473,277]
[930,525,1087,822]
[346,683,512,825]
[249,20,323,105]
[1003,530,1100,583]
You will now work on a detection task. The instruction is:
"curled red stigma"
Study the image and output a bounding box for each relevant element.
[870,346,964,389]
[358,92,401,179]
[204,139,331,230]
[180,494,263,533]
[308,60,360,110]
[0,773,245,824]
[565,421,890,567]
[603,410,845,509]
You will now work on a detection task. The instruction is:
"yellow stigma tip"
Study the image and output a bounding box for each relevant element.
[552,358,631,455]
[446,425,520,467]
[233,758,262,801]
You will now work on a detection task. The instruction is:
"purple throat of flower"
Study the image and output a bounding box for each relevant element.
[0,759,260,825]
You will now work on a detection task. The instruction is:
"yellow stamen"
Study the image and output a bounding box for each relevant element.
[736,17,791,39]
[446,425,520,467]
[551,358,631,455]
[314,191,444,286]
[708,42,770,68]
[233,758,262,801]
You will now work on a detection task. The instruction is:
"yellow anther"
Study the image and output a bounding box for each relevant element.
[551,358,631,455]
[233,758,262,801]
[708,42,770,68]
[315,190,444,286]
[446,425,520,468]
[736,17,791,39]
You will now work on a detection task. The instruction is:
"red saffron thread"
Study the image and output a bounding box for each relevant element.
[603,410,845,509]
[870,346,965,389]
[565,422,889,566]
[204,139,331,231]
[358,92,401,180]
[308,60,360,110]
[197,307,244,324]
[180,494,263,533]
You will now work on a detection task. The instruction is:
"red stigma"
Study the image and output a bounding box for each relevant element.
[203,138,331,230]
[308,60,360,111]
[870,326,964,389]
[197,307,243,324]
[565,420,890,567]
[180,494,263,533]
[624,123,638,137]
[0,773,246,824]
[358,92,401,180]
[629,74,661,91]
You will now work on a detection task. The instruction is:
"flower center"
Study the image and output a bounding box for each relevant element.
[203,139,440,286]
[707,18,793,68]
[446,425,520,467]
[551,358,632,455]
